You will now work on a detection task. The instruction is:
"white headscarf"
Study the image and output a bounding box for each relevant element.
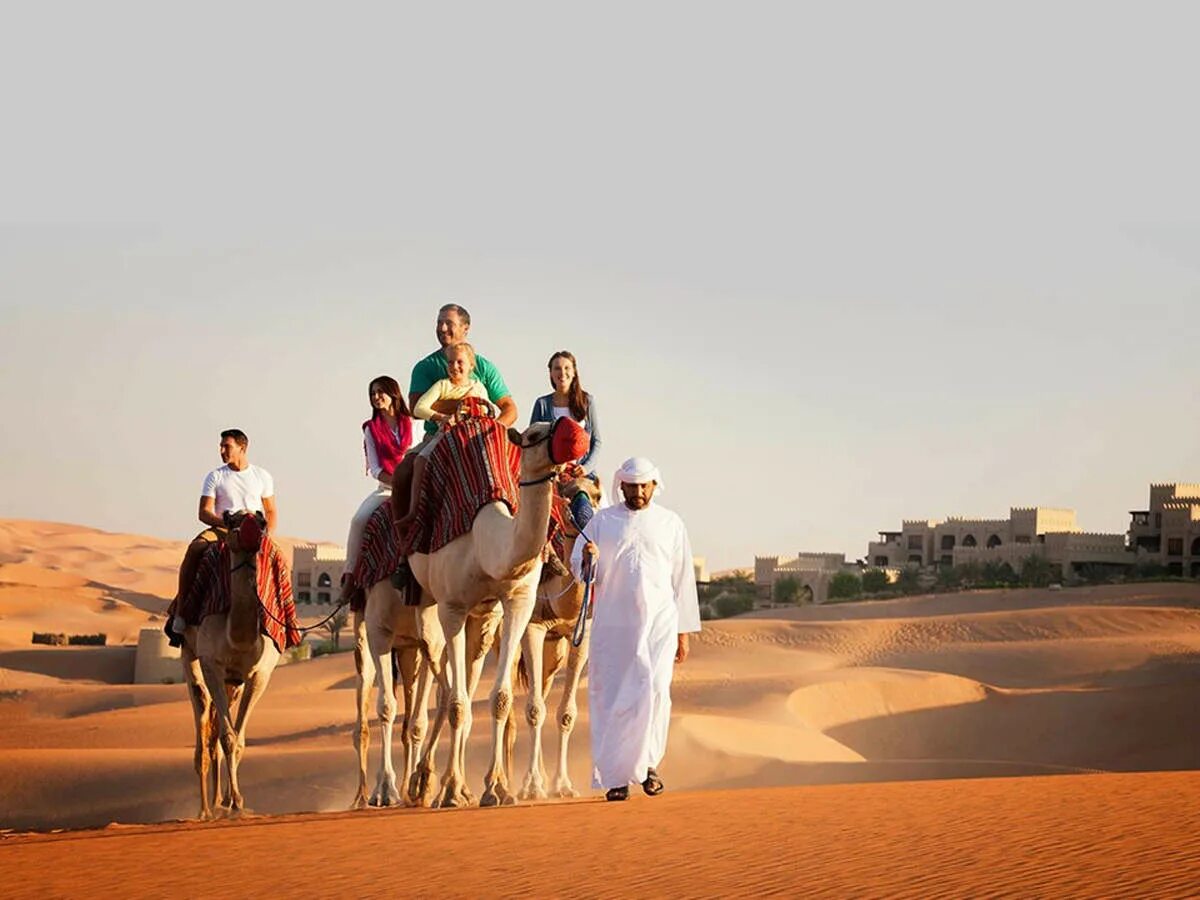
[611,456,663,503]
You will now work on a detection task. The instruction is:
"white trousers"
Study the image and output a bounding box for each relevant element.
[343,483,391,573]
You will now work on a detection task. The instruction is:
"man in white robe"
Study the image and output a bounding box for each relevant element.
[571,456,701,801]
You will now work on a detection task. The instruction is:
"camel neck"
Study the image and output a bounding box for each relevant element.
[226,553,260,648]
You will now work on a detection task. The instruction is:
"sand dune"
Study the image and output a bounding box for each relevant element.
[0,516,1198,896]
[3,773,1199,898]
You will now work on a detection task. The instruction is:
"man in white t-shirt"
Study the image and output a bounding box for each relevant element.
[172,428,278,611]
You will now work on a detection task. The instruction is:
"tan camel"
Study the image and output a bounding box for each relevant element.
[516,474,602,801]
[409,418,583,808]
[351,582,504,809]
[188,511,283,819]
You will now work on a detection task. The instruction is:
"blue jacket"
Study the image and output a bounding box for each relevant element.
[529,393,601,469]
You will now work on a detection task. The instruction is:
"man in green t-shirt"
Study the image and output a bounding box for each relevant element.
[390,303,519,548]
[407,303,517,435]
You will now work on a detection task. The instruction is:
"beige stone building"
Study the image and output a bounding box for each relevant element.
[868,506,1134,577]
[1128,483,1200,576]
[292,543,347,606]
[754,552,860,604]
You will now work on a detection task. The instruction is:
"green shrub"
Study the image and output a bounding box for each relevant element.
[861,569,890,594]
[773,576,803,604]
[828,572,861,600]
[896,568,923,594]
[714,593,755,618]
[67,633,107,646]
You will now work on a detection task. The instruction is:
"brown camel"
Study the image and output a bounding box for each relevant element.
[516,474,602,801]
[186,511,287,819]
[409,418,585,808]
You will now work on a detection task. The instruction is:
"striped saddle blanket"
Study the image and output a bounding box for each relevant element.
[398,416,522,557]
[174,539,300,652]
[351,503,399,611]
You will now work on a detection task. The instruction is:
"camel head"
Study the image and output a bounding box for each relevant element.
[223,509,267,555]
[507,418,589,480]
[557,472,602,535]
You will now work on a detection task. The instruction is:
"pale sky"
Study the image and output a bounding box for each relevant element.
[2,3,1199,571]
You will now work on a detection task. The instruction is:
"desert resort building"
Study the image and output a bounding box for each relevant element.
[292,543,348,605]
[754,482,1200,603]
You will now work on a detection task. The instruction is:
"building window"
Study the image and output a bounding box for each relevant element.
[940,555,953,567]
[297,572,312,588]
[1155,513,1162,528]
[962,535,977,547]
[986,535,1002,548]
[318,591,331,604]
[940,535,955,551]
[908,554,923,564]
[1167,538,1184,557]
[1167,562,1183,576]
[298,591,311,604]
[317,572,333,588]
[1191,537,1200,556]
[1014,535,1031,544]
[873,556,889,567]
[907,535,923,550]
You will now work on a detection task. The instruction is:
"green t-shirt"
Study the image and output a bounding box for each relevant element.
[409,348,511,435]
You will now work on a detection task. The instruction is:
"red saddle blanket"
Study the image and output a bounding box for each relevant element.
[398,417,522,557]
[175,539,300,652]
[351,503,400,611]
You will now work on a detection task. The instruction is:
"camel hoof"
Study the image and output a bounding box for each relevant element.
[502,794,518,807]
[556,787,580,799]
[480,791,499,808]
[197,809,215,822]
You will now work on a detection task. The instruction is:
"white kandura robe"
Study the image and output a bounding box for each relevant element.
[570,501,701,789]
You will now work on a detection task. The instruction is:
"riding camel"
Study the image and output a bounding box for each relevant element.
[351,578,503,809]
[515,473,602,801]
[409,416,588,808]
[179,510,295,819]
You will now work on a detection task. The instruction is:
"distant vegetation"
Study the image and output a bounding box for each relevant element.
[699,572,757,620]
[699,557,1196,619]
[32,632,107,646]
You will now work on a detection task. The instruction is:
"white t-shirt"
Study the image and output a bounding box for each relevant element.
[201,464,275,516]
[552,405,573,421]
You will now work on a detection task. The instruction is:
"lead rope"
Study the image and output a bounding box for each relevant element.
[571,538,596,648]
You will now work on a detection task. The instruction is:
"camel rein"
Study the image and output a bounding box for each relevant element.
[231,556,349,636]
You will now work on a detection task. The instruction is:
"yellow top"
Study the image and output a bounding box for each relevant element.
[412,377,490,421]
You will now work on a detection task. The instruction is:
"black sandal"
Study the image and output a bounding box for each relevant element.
[605,786,629,802]
[642,768,664,796]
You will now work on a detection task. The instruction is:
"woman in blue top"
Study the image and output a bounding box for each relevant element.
[529,350,601,472]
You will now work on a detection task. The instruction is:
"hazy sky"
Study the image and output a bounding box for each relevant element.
[3,3,1199,571]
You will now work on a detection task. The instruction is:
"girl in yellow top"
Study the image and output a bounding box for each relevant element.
[396,342,498,528]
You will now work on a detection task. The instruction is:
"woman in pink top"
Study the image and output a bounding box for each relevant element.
[341,375,413,601]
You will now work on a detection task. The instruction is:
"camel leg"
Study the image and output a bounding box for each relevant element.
[224,665,275,817]
[436,605,471,809]
[552,633,588,798]
[184,647,217,821]
[396,645,419,806]
[409,602,445,806]
[351,610,374,810]
[198,659,238,816]
[366,622,401,807]
[481,593,536,807]
[458,613,500,805]
[518,626,549,801]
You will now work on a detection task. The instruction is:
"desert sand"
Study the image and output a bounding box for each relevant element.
[1,518,1199,896]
